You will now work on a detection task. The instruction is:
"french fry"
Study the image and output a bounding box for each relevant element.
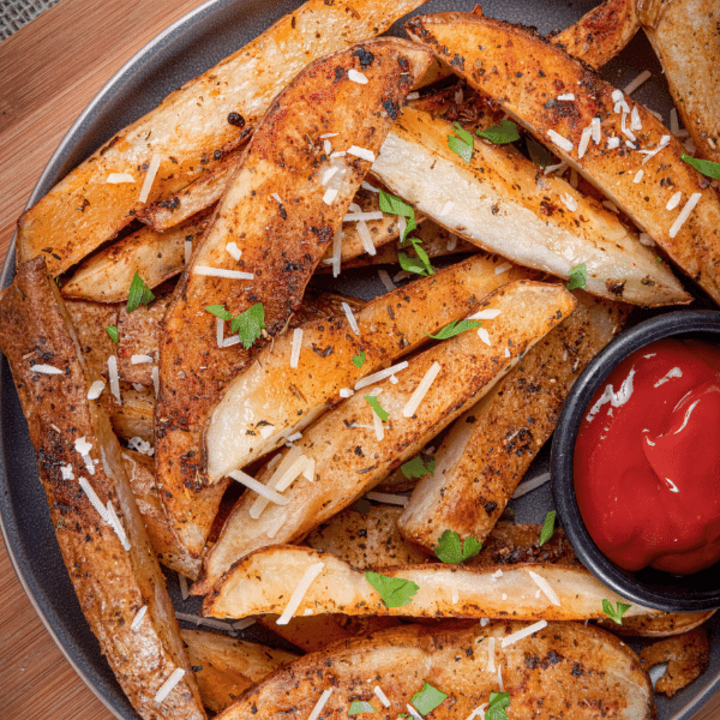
[597,610,716,637]
[405,11,720,305]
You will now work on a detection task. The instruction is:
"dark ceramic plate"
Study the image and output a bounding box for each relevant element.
[1,1,719,719]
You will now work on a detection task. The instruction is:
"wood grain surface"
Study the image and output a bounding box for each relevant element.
[0,1,718,719]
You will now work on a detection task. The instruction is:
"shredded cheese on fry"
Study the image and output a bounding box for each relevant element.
[501,620,548,647]
[106,173,135,184]
[547,129,573,152]
[342,302,360,335]
[154,668,186,704]
[276,562,325,625]
[348,68,368,84]
[669,192,702,238]
[30,364,62,374]
[130,354,154,365]
[290,328,303,369]
[194,266,253,280]
[374,686,391,708]
[138,154,161,204]
[130,605,147,633]
[666,191,683,211]
[228,469,290,506]
[347,145,376,162]
[87,380,105,399]
[354,361,409,391]
[623,70,651,95]
[226,242,242,261]
[528,570,562,606]
[403,361,441,418]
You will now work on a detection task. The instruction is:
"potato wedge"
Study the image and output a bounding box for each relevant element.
[0,257,205,720]
[398,292,628,551]
[371,106,689,306]
[61,211,212,303]
[597,610,716,637]
[210,620,655,720]
[156,39,434,558]
[405,12,720,304]
[180,629,297,714]
[204,545,652,623]
[638,0,720,164]
[16,0,427,277]
[205,254,530,482]
[640,626,711,697]
[195,280,576,593]
[553,0,639,70]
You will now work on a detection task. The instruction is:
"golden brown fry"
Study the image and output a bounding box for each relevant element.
[398,293,628,551]
[405,12,720,304]
[0,257,205,720]
[638,0,720,164]
[180,629,297,714]
[640,626,711,697]
[155,39,434,558]
[597,610,716,637]
[16,0,427,277]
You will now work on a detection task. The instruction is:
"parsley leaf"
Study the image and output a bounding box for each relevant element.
[349,701,376,715]
[365,571,419,608]
[399,238,435,277]
[567,262,587,291]
[477,119,520,145]
[364,395,389,422]
[401,455,436,479]
[126,271,155,313]
[352,351,366,369]
[539,510,557,547]
[433,529,482,564]
[205,304,233,321]
[106,325,119,344]
[425,318,482,340]
[486,692,511,720]
[602,599,632,625]
[378,190,415,218]
[411,681,448,716]
[231,302,266,349]
[448,122,474,164]
[681,152,720,179]
[401,212,418,244]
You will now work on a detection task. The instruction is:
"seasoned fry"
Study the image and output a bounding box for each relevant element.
[211,621,655,720]
[638,0,720,164]
[155,39,434,558]
[205,254,530,482]
[0,257,205,720]
[195,280,576,594]
[372,106,689,306]
[405,11,720,304]
[598,610,716,637]
[640,626,711,697]
[16,0,427,277]
[204,545,652,623]
[180,629,297,714]
[398,293,628,551]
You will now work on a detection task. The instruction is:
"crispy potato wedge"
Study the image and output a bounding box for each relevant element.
[553,0,639,70]
[106,385,155,442]
[205,254,530,481]
[0,258,205,720]
[204,545,652,623]
[597,610,716,637]
[398,292,629,551]
[122,450,201,579]
[195,280,576,593]
[211,621,655,720]
[180,629,297,714]
[405,12,720,304]
[156,39,434,558]
[638,0,720,164]
[61,211,212,303]
[372,106,689,306]
[640,626,711,697]
[16,0,426,277]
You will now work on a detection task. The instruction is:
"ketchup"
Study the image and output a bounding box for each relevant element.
[574,337,720,575]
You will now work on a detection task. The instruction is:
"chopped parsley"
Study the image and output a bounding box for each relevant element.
[425,318,482,340]
[378,189,416,243]
[477,119,520,145]
[433,529,482,565]
[126,271,155,313]
[352,351,366,369]
[567,262,587,291]
[411,681,448,716]
[105,325,119,344]
[447,122,475,164]
[365,571,419,608]
[486,692,511,720]
[538,510,557,547]
[231,302,266,348]
[348,701,376,715]
[399,238,434,277]
[364,395,389,422]
[401,455,435,479]
[602,599,632,625]
[681,152,720,179]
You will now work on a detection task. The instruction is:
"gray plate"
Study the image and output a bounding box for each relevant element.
[1,1,718,719]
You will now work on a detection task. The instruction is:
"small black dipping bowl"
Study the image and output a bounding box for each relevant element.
[551,310,720,613]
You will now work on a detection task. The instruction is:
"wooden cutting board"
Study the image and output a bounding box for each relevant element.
[0,1,718,719]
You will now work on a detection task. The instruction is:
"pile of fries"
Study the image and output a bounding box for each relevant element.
[2,0,719,718]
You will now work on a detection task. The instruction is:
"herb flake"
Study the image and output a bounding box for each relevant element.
[567,262,587,291]
[352,351,366,369]
[365,571,419,608]
[364,395,389,422]
[425,318,482,340]
[681,152,720,179]
[349,701,376,715]
[602,599,632,625]
[486,692,511,720]
[447,122,474,164]
[433,529,482,565]
[231,302,266,348]
[411,682,448,716]
[477,119,520,145]
[539,510,557,547]
[126,271,155,313]
[401,455,436,479]
[106,325,119,344]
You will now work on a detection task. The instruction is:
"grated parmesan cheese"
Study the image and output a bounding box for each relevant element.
[216,317,224,348]
[504,347,511,358]
[331,227,343,278]
[666,191,682,211]
[60,464,74,481]
[302,456,315,482]
[446,234,458,252]
[477,328,491,346]
[342,302,360,335]
[464,703,488,720]
[602,200,620,214]
[323,139,332,155]
[403,361,441,418]
[591,117,601,144]
[194,266,253,280]
[75,437,96,475]
[131,354,154,365]
[631,106,642,131]
[639,233,655,247]
[130,605,147,633]
[468,308,501,321]
[486,637,496,672]
[440,200,454,216]
[361,180,379,193]
[87,380,105,400]
[623,69,651,96]
[372,407,385,441]
[348,68,368,84]
[276,562,325,625]
[175,611,238,633]
[347,145,376,162]
[494,262,512,275]
[354,361,409,391]
[366,492,409,506]
[378,269,395,292]
[669,192,702,238]
[179,574,189,600]
[633,169,644,184]
[320,132,339,139]
[138,154,161,204]
[560,193,578,212]
[557,93,575,101]
[339,388,354,398]
[356,218,376,256]
[128,436,154,456]
[640,134,671,165]
[106,172,135,184]
[30,363,62,375]
[501,620,548,647]
[229,469,290,506]
[512,472,551,498]
[577,125,592,160]
[547,129,573,152]
[374,686,391,708]
[322,166,339,186]
[607,137,620,149]
[233,617,257,631]
[406,91,420,101]
[226,242,242,261]
[323,187,339,205]
[307,689,334,720]
[154,668,186,704]
[290,328,303,369]
[406,705,423,720]
[106,501,131,551]
[344,210,384,222]
[528,570,562,606]
[79,477,109,522]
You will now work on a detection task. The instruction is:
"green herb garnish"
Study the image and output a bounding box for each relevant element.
[411,681,448,716]
[447,122,475,164]
[126,271,155,313]
[352,351,366,369]
[231,302,266,348]
[365,571,419,608]
[681,152,720,179]
[204,304,233,321]
[602,599,632,625]
[401,455,436,480]
[539,510,557,547]
[378,190,415,218]
[433,529,482,565]
[364,395,389,422]
[399,238,434,277]
[349,701,376,715]
[486,692,511,720]
[477,119,520,145]
[105,325,119,344]
[425,318,482,340]
[567,262,587,291]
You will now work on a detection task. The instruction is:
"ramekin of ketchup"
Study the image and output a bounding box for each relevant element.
[552,311,720,612]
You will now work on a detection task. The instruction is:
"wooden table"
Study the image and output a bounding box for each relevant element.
[0,1,719,718]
